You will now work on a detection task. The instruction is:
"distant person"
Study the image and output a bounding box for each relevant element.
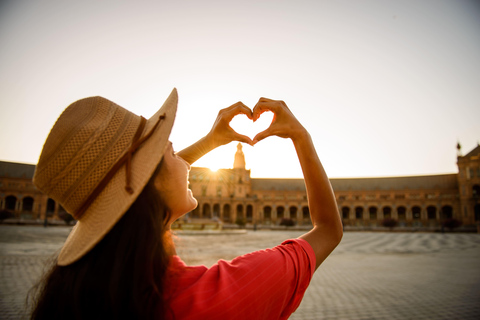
[29,89,342,319]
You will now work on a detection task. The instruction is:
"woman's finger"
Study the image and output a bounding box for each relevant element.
[252,128,273,145]
[233,133,254,146]
[224,102,253,120]
[252,98,281,121]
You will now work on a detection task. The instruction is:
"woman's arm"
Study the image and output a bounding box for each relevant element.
[252,98,343,270]
[176,102,253,164]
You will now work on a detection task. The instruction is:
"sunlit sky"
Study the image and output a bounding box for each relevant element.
[1,0,479,178]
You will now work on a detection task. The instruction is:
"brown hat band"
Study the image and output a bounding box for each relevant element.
[74,113,166,220]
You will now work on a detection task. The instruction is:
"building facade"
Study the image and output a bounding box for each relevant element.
[1,143,479,228]
[188,143,480,229]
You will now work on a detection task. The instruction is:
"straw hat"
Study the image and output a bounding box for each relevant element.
[33,88,178,266]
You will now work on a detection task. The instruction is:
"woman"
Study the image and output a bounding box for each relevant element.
[29,88,342,319]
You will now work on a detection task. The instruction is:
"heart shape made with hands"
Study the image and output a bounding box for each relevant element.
[229,111,274,141]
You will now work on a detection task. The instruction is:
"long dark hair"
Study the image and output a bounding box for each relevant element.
[29,163,172,319]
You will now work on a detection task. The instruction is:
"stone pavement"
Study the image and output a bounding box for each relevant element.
[1,225,479,319]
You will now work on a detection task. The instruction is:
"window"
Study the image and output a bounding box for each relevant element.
[355,207,363,219]
[383,207,392,219]
[342,207,350,219]
[412,206,421,220]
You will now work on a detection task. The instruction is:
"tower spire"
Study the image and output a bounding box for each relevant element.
[233,143,246,169]
[457,141,462,157]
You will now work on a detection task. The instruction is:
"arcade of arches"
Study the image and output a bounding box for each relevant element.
[0,162,67,221]
[1,143,479,228]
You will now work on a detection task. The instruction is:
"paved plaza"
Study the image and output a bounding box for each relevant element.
[1,225,479,319]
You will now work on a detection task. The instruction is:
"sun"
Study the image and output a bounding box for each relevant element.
[193,144,236,172]
[208,166,219,173]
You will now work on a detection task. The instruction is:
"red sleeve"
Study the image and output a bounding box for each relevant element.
[167,238,316,320]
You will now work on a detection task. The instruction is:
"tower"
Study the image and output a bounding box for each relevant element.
[233,143,246,169]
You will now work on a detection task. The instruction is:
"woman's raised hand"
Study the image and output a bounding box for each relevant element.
[206,102,254,148]
[252,98,307,144]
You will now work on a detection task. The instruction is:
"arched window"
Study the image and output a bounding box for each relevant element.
[246,205,253,222]
[22,197,34,212]
[383,206,392,219]
[5,196,16,211]
[213,203,220,218]
[355,206,363,220]
[397,206,406,220]
[427,206,437,220]
[264,206,272,220]
[472,185,480,199]
[236,204,244,219]
[223,204,231,222]
[289,206,297,220]
[369,206,378,220]
[412,206,421,220]
[302,206,310,220]
[276,206,285,219]
[46,198,56,217]
[342,206,350,219]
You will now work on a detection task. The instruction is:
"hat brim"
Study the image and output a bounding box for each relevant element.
[57,88,178,266]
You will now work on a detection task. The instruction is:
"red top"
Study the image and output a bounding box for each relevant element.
[164,239,316,319]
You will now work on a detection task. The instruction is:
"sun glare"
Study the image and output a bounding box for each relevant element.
[194,145,236,172]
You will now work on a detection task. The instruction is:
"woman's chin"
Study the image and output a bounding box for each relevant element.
[187,191,198,210]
